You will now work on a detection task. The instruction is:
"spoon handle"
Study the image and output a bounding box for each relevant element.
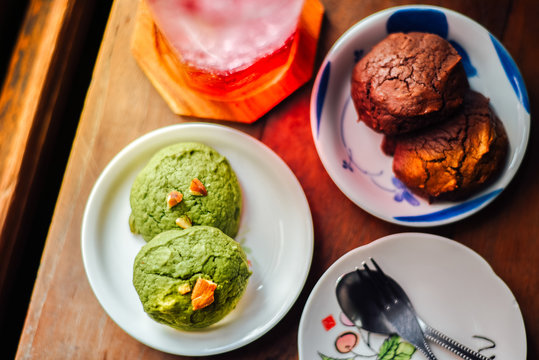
[414,338,438,360]
[422,324,490,360]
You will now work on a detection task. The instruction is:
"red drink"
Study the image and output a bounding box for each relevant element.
[180,33,298,99]
[147,0,305,100]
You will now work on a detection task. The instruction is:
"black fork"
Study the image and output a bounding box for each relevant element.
[357,258,438,360]
[367,258,491,360]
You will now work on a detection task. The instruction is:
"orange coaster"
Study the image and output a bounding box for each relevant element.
[131,0,324,123]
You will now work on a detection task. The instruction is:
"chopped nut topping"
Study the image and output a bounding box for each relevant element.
[175,215,192,229]
[191,278,217,311]
[178,283,191,295]
[167,190,183,208]
[190,178,207,196]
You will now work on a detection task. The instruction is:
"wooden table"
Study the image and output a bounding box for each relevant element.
[4,0,538,358]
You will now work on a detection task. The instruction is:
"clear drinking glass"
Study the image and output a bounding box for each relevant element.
[146,0,306,99]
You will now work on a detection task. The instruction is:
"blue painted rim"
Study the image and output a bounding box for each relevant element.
[387,8,449,38]
[315,62,331,138]
[489,34,530,113]
[394,189,503,222]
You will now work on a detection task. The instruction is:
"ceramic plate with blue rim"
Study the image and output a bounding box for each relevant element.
[310,5,530,226]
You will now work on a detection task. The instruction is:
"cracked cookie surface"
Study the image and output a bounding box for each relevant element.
[392,91,508,201]
[351,32,469,135]
[129,142,242,241]
[133,227,251,330]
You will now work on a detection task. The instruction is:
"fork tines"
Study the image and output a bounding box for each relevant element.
[360,258,401,305]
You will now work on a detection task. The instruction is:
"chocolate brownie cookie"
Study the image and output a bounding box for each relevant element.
[392,91,508,201]
[351,32,469,135]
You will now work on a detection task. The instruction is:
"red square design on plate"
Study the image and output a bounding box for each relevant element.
[321,315,336,331]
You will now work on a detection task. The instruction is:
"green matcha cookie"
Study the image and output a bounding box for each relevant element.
[133,227,251,330]
[129,142,241,241]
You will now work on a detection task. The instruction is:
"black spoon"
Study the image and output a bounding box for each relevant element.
[336,259,490,360]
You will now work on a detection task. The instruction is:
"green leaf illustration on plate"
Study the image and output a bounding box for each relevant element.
[318,334,415,360]
[378,335,415,360]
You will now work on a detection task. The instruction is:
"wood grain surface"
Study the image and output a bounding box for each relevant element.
[9,0,538,359]
[0,0,97,351]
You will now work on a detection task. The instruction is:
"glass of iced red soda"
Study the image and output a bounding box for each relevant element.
[146,0,306,99]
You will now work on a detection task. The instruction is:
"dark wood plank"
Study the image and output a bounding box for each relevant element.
[0,1,30,85]
[495,1,539,358]
[0,0,100,356]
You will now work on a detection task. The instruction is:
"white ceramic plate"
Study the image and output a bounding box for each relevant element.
[311,5,530,226]
[81,123,313,356]
[298,233,526,359]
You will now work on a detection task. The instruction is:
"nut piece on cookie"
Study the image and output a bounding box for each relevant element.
[178,283,191,295]
[175,215,192,229]
[167,190,183,208]
[191,278,217,311]
[190,178,207,196]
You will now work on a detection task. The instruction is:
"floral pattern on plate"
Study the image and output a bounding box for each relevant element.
[317,312,416,360]
[297,233,526,359]
[314,310,498,360]
[310,5,530,226]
